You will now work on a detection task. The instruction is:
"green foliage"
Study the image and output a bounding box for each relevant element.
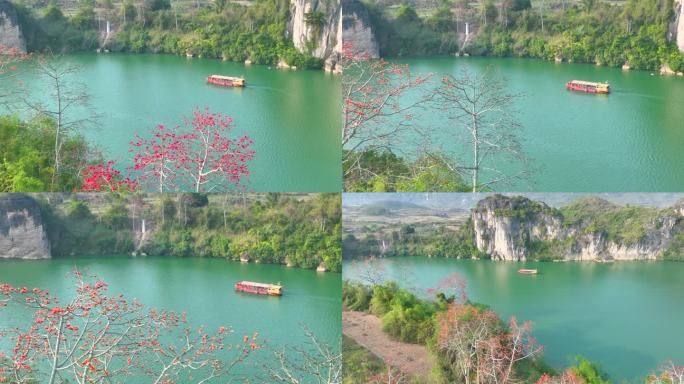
[365,0,684,72]
[15,0,323,68]
[344,149,468,192]
[36,194,341,271]
[0,115,89,192]
[14,3,99,52]
[569,356,611,384]
[342,281,372,311]
[561,197,668,246]
[662,232,684,261]
[342,335,388,384]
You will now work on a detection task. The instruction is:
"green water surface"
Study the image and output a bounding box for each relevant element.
[344,257,684,381]
[0,256,341,380]
[11,53,341,192]
[365,57,684,192]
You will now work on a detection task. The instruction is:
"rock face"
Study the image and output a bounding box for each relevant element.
[471,195,681,262]
[341,0,379,58]
[673,0,684,53]
[289,0,342,68]
[0,194,51,259]
[0,0,25,53]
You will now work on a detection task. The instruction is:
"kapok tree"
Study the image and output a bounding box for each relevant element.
[179,109,255,192]
[80,160,139,192]
[0,271,258,384]
[130,123,184,192]
[341,42,432,186]
[129,108,255,192]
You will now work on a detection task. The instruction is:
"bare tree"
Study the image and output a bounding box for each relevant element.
[265,326,342,384]
[434,69,529,192]
[21,56,96,190]
[648,361,684,384]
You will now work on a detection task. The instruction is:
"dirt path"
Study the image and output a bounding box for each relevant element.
[342,311,433,380]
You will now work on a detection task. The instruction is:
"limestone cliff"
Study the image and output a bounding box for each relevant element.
[0,0,25,53]
[289,0,342,70]
[0,194,50,259]
[677,0,684,53]
[341,0,379,58]
[472,195,683,261]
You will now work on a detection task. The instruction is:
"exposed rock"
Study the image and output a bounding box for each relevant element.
[471,195,681,262]
[0,194,50,259]
[316,261,328,272]
[277,58,297,70]
[669,0,684,53]
[341,0,379,58]
[289,0,341,65]
[622,62,631,70]
[660,63,676,76]
[240,253,250,262]
[0,0,25,53]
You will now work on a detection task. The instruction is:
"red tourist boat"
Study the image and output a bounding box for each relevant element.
[565,80,610,94]
[207,75,245,88]
[235,281,283,296]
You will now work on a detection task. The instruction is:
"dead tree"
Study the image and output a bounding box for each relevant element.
[21,56,96,190]
[434,69,529,192]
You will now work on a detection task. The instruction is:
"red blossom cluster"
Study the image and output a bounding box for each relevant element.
[80,161,138,192]
[83,108,255,193]
[0,271,257,383]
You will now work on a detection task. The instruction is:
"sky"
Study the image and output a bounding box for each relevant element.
[342,193,684,210]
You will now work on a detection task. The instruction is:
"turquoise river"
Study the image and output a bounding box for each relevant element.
[0,256,341,380]
[363,57,684,192]
[8,53,341,192]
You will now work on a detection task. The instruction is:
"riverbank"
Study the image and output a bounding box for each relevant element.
[1,193,342,271]
[343,257,684,380]
[343,310,433,380]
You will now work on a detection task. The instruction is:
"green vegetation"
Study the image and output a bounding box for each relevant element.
[560,197,672,246]
[0,115,90,192]
[342,335,390,384]
[13,0,323,68]
[343,149,469,192]
[364,0,684,72]
[342,281,568,383]
[343,281,444,344]
[343,217,486,260]
[36,193,342,271]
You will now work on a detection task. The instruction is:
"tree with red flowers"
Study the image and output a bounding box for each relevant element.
[130,123,184,192]
[128,108,255,192]
[341,42,432,180]
[80,161,138,192]
[180,109,255,192]
[0,271,258,384]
